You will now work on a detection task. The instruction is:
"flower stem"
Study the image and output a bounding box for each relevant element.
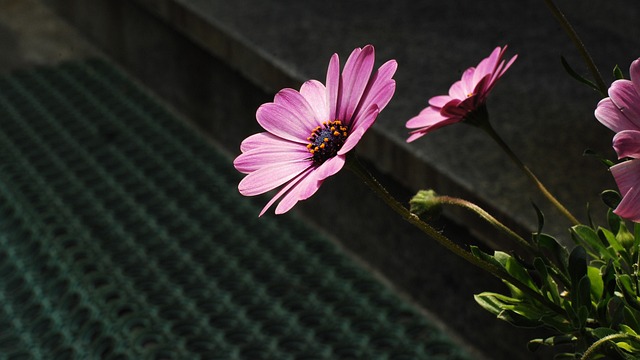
[345,154,565,314]
[478,121,581,226]
[542,0,607,96]
[581,333,639,360]
[436,195,535,254]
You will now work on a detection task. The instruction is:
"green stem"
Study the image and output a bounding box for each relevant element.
[436,195,571,287]
[581,333,639,360]
[478,121,581,226]
[346,154,565,315]
[542,0,607,96]
[436,195,534,254]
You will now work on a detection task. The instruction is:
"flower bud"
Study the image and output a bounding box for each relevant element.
[616,222,636,251]
[409,190,442,218]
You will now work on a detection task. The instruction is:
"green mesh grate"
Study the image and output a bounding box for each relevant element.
[0,59,471,360]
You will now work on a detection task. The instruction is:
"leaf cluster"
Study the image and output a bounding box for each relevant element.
[473,197,640,359]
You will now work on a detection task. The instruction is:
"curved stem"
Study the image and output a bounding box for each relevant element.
[581,333,639,360]
[436,195,534,254]
[435,195,571,287]
[478,121,581,226]
[346,154,565,315]
[542,0,607,96]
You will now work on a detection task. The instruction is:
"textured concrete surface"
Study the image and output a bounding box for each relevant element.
[0,0,98,73]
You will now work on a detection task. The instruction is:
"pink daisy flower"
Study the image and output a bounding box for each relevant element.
[406,46,517,142]
[595,58,640,221]
[234,45,397,216]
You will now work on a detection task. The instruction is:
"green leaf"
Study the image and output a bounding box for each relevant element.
[588,266,604,302]
[534,257,561,303]
[561,55,601,91]
[563,297,581,329]
[617,275,640,311]
[622,307,640,334]
[602,190,622,210]
[572,225,614,260]
[608,296,625,328]
[553,354,581,360]
[614,64,625,80]
[568,245,588,289]
[576,304,589,329]
[469,246,502,269]
[494,252,539,293]
[497,309,544,328]
[538,233,570,273]
[531,201,545,240]
[474,292,566,329]
[608,208,623,234]
[591,327,618,339]
[584,149,616,168]
[620,324,638,336]
[528,335,577,351]
[599,226,625,253]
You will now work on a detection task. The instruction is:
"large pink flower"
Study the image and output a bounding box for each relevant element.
[406,46,517,142]
[595,58,640,221]
[234,45,397,216]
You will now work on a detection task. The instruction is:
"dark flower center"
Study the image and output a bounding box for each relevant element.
[307,120,349,164]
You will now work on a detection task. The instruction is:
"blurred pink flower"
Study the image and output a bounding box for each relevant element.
[406,46,517,142]
[595,58,640,221]
[234,45,397,216]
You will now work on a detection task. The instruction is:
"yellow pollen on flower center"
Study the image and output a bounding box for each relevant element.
[306,120,349,164]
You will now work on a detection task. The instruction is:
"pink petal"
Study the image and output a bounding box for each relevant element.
[630,59,640,96]
[455,94,481,113]
[459,67,477,96]
[256,103,312,144]
[238,160,312,196]
[441,99,469,118]
[496,53,518,79]
[339,45,375,122]
[613,130,640,159]
[234,145,310,174]
[240,132,285,153]
[340,105,379,155]
[326,53,341,121]
[259,166,315,216]
[300,79,330,123]
[274,170,319,215]
[611,159,640,197]
[473,46,501,85]
[429,95,452,108]
[613,185,640,222]
[350,103,380,134]
[449,70,473,99]
[407,130,427,143]
[313,155,346,182]
[355,59,398,117]
[406,106,451,129]
[274,88,321,129]
[274,156,346,215]
[609,80,640,128]
[595,98,638,133]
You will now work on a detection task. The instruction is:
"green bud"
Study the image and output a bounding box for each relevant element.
[409,190,442,218]
[616,221,636,251]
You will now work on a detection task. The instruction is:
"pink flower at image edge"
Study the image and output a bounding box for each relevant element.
[406,46,517,142]
[595,58,640,222]
[234,45,397,216]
